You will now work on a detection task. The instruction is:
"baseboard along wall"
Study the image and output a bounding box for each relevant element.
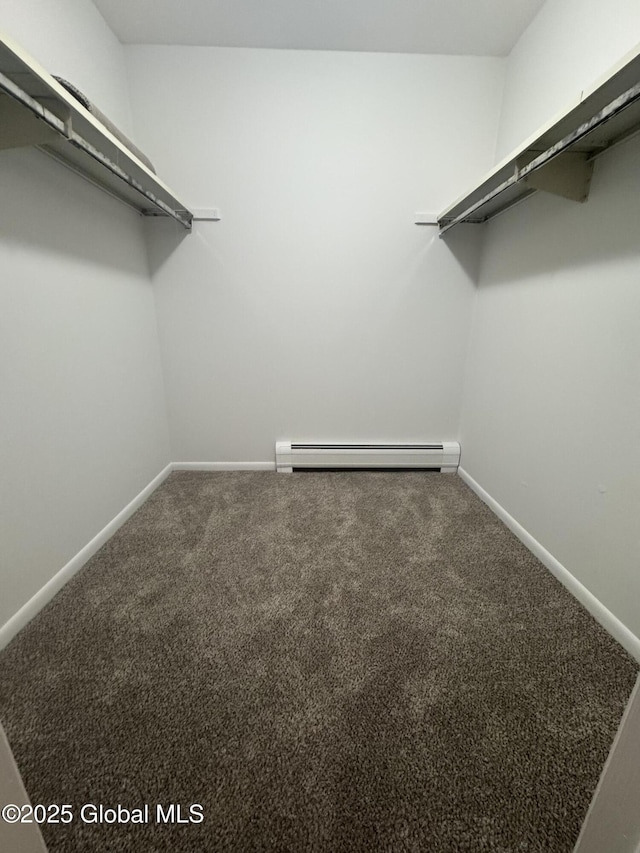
[458,467,640,663]
[0,462,272,650]
[0,464,173,652]
[1,461,638,663]
[172,462,276,471]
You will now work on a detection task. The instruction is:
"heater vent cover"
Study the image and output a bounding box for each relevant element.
[275,441,460,473]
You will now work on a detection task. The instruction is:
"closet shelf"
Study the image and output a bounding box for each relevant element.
[438,42,640,235]
[0,31,193,230]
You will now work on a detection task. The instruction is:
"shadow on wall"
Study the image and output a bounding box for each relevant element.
[439,222,485,285]
[144,216,191,278]
[0,148,151,277]
[476,136,640,288]
[145,213,485,289]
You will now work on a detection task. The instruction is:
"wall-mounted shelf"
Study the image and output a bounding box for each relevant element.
[0,30,193,230]
[438,42,640,235]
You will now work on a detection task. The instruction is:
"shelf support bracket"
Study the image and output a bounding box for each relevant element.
[0,93,59,150]
[517,151,594,202]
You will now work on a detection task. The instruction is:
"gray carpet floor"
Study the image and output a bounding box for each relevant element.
[0,471,636,852]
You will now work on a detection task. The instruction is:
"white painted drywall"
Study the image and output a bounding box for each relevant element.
[0,724,47,852]
[574,675,640,853]
[126,46,504,462]
[460,0,640,639]
[95,0,545,57]
[0,2,170,629]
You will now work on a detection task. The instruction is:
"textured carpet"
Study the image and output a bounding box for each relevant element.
[0,472,636,853]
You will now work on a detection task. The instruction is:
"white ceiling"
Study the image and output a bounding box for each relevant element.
[93,0,546,56]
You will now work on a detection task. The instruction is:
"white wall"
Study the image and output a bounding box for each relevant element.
[126,46,505,462]
[574,675,640,853]
[0,1,170,629]
[460,0,640,640]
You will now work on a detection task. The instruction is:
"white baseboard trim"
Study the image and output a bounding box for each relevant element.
[458,466,640,662]
[0,463,173,652]
[10,461,635,664]
[172,461,275,471]
[0,461,278,648]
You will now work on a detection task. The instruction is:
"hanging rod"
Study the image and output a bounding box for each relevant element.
[0,63,193,230]
[438,66,640,235]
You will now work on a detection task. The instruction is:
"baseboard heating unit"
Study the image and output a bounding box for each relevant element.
[275,442,460,473]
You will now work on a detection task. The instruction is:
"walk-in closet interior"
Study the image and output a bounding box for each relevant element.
[1,1,639,850]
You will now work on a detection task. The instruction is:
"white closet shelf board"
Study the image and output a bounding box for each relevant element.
[438,40,640,234]
[0,30,193,229]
